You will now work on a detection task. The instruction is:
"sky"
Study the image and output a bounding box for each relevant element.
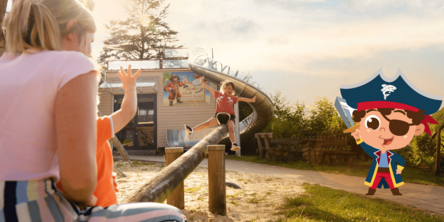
[7,0,444,108]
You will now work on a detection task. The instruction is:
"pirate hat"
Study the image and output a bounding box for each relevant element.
[340,68,442,135]
[169,74,180,81]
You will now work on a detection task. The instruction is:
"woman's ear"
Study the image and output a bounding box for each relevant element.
[414,123,425,136]
[65,20,78,40]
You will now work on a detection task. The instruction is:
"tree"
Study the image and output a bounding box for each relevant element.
[262,90,308,138]
[98,0,182,72]
[307,96,346,136]
[407,107,444,170]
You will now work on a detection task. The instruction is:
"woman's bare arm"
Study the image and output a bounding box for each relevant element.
[55,72,97,204]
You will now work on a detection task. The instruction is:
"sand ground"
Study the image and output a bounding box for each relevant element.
[114,160,305,222]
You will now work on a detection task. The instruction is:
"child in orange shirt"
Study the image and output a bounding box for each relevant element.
[57,65,140,207]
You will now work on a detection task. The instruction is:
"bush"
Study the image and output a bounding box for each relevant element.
[262,90,347,138]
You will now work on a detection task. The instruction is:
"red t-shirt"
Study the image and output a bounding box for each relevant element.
[214,91,238,115]
[56,117,118,207]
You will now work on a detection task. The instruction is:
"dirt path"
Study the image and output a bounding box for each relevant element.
[116,155,444,216]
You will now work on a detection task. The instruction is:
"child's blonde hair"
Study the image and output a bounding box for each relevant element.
[220,80,235,96]
[3,0,96,54]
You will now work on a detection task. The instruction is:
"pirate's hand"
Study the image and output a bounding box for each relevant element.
[119,65,141,91]
[252,96,256,102]
[396,169,403,174]
[351,130,360,140]
[183,77,188,84]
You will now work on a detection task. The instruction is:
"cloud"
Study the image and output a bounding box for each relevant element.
[90,0,444,106]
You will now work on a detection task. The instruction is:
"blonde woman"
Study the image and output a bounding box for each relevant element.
[0,0,184,221]
[184,76,256,151]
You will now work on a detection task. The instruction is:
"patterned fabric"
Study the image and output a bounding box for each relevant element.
[0,179,186,222]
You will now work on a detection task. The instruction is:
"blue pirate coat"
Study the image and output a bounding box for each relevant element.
[358,141,405,189]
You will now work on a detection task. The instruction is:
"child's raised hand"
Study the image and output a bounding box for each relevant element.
[200,76,205,83]
[252,96,256,102]
[119,65,141,91]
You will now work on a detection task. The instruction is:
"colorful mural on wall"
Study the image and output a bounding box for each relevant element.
[163,71,211,106]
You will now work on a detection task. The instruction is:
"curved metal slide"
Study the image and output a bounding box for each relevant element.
[166,48,274,148]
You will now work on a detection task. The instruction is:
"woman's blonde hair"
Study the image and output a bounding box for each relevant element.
[220,80,235,96]
[3,0,96,54]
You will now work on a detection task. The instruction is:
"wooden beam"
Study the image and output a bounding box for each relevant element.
[113,166,127,177]
[109,136,133,167]
[122,124,228,204]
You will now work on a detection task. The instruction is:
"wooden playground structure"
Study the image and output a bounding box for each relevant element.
[122,125,230,215]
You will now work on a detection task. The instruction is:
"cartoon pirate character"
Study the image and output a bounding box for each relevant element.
[341,69,442,196]
[164,74,188,106]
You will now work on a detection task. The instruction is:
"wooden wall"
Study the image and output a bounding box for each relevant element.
[99,68,217,148]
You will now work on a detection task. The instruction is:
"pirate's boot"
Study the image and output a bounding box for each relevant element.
[169,101,174,106]
[365,188,376,195]
[390,188,402,196]
[176,98,183,103]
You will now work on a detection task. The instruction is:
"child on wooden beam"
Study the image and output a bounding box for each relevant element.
[184,76,256,151]
[57,65,140,207]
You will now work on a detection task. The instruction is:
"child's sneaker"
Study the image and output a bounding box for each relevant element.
[231,143,241,151]
[184,124,193,135]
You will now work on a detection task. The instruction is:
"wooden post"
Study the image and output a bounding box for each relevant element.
[165,147,184,209]
[109,136,133,167]
[436,130,441,176]
[123,125,228,204]
[208,145,226,215]
[263,135,271,161]
[255,134,264,159]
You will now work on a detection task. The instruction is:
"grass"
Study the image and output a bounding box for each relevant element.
[247,192,269,204]
[227,190,245,207]
[185,183,202,193]
[274,183,444,222]
[226,155,443,187]
[131,161,157,166]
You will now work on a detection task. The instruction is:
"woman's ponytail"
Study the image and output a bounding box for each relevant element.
[2,0,96,54]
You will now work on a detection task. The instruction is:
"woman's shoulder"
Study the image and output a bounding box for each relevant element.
[40,50,92,62]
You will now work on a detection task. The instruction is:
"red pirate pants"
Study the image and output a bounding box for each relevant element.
[168,92,182,100]
[371,171,395,189]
